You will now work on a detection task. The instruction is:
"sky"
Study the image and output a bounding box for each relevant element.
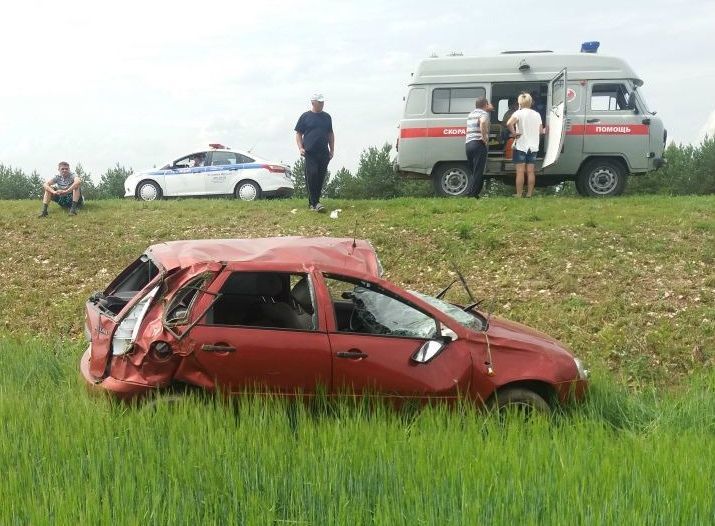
[1,0,714,180]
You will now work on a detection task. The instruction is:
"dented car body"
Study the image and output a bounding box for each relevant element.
[81,237,588,409]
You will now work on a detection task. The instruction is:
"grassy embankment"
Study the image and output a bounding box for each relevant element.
[1,195,712,387]
[0,196,713,522]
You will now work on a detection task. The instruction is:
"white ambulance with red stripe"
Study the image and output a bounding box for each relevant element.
[395,49,666,197]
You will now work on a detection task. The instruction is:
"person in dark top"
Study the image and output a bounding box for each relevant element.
[294,93,334,212]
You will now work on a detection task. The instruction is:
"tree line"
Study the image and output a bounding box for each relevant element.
[1,138,713,200]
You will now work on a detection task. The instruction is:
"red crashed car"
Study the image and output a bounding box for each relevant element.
[81,237,588,410]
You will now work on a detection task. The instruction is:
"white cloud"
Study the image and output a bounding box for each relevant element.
[1,0,714,179]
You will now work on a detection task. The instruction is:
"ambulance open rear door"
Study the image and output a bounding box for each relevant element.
[543,68,567,169]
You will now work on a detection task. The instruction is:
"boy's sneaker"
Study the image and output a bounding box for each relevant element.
[315,203,326,213]
[69,207,78,215]
[38,210,48,218]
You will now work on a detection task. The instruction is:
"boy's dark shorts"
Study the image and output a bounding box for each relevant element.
[513,149,537,165]
[51,193,84,209]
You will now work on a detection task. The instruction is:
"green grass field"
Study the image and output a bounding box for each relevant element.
[0,196,713,523]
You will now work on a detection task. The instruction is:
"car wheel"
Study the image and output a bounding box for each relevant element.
[576,159,627,197]
[235,180,262,201]
[489,387,551,416]
[136,180,163,201]
[433,163,472,197]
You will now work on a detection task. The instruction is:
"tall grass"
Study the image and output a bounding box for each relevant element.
[1,338,712,524]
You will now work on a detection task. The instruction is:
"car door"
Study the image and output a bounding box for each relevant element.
[173,269,331,395]
[319,273,472,401]
[543,68,568,169]
[205,151,238,195]
[164,154,208,196]
[584,81,649,170]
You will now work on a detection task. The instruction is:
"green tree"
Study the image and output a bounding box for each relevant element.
[73,163,100,200]
[289,157,307,198]
[627,138,715,195]
[351,143,400,199]
[27,170,44,200]
[0,164,35,199]
[97,164,132,198]
[324,167,353,198]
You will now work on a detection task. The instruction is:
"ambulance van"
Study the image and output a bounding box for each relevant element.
[395,49,666,197]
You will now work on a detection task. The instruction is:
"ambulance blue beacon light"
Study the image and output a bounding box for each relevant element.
[581,41,600,53]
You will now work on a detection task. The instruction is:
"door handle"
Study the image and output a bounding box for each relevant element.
[586,118,600,123]
[201,344,236,353]
[336,350,368,359]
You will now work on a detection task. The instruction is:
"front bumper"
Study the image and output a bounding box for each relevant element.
[80,346,156,401]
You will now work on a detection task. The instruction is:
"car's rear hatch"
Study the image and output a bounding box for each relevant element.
[85,255,164,379]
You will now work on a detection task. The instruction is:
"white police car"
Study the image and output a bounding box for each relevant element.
[125,144,294,201]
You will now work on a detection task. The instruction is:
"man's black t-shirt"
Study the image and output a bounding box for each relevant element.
[295,111,332,154]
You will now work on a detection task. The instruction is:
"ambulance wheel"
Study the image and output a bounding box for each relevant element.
[136,180,162,201]
[433,163,472,197]
[577,159,627,197]
[235,180,262,201]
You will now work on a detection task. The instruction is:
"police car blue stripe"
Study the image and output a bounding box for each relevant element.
[143,163,267,177]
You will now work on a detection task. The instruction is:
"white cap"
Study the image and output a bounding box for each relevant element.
[310,93,325,102]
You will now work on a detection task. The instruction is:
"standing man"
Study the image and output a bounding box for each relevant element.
[465,97,493,197]
[38,161,83,217]
[295,93,334,212]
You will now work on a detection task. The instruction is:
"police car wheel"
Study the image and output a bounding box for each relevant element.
[577,159,627,197]
[433,163,472,197]
[136,180,162,201]
[235,180,262,201]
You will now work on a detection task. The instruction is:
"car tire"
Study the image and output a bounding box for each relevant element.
[576,159,627,197]
[136,180,163,201]
[234,180,262,201]
[489,387,551,416]
[433,163,472,197]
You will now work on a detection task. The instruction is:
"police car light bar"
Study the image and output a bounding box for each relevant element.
[209,143,227,149]
[262,164,286,173]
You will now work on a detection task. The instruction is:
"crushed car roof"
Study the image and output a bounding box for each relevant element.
[145,237,381,275]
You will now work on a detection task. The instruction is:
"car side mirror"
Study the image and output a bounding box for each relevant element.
[411,339,446,364]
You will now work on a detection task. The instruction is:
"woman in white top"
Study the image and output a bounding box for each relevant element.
[506,93,544,197]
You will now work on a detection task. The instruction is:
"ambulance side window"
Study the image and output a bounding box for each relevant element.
[405,88,427,116]
[590,83,631,111]
[432,87,486,114]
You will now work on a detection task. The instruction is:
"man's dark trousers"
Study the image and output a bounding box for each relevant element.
[466,140,487,196]
[305,150,330,207]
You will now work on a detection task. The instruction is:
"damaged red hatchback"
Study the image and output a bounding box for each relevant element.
[81,237,588,410]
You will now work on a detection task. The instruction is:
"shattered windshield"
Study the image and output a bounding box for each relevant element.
[409,290,485,331]
[350,286,437,339]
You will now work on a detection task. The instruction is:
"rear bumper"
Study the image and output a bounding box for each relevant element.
[263,186,294,198]
[653,157,666,169]
[80,346,156,401]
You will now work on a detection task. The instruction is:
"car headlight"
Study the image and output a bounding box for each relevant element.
[112,286,159,355]
[574,357,589,380]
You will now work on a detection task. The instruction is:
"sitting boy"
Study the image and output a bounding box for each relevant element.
[39,161,83,217]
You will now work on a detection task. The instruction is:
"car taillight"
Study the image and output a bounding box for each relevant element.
[112,286,159,356]
[262,164,286,173]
